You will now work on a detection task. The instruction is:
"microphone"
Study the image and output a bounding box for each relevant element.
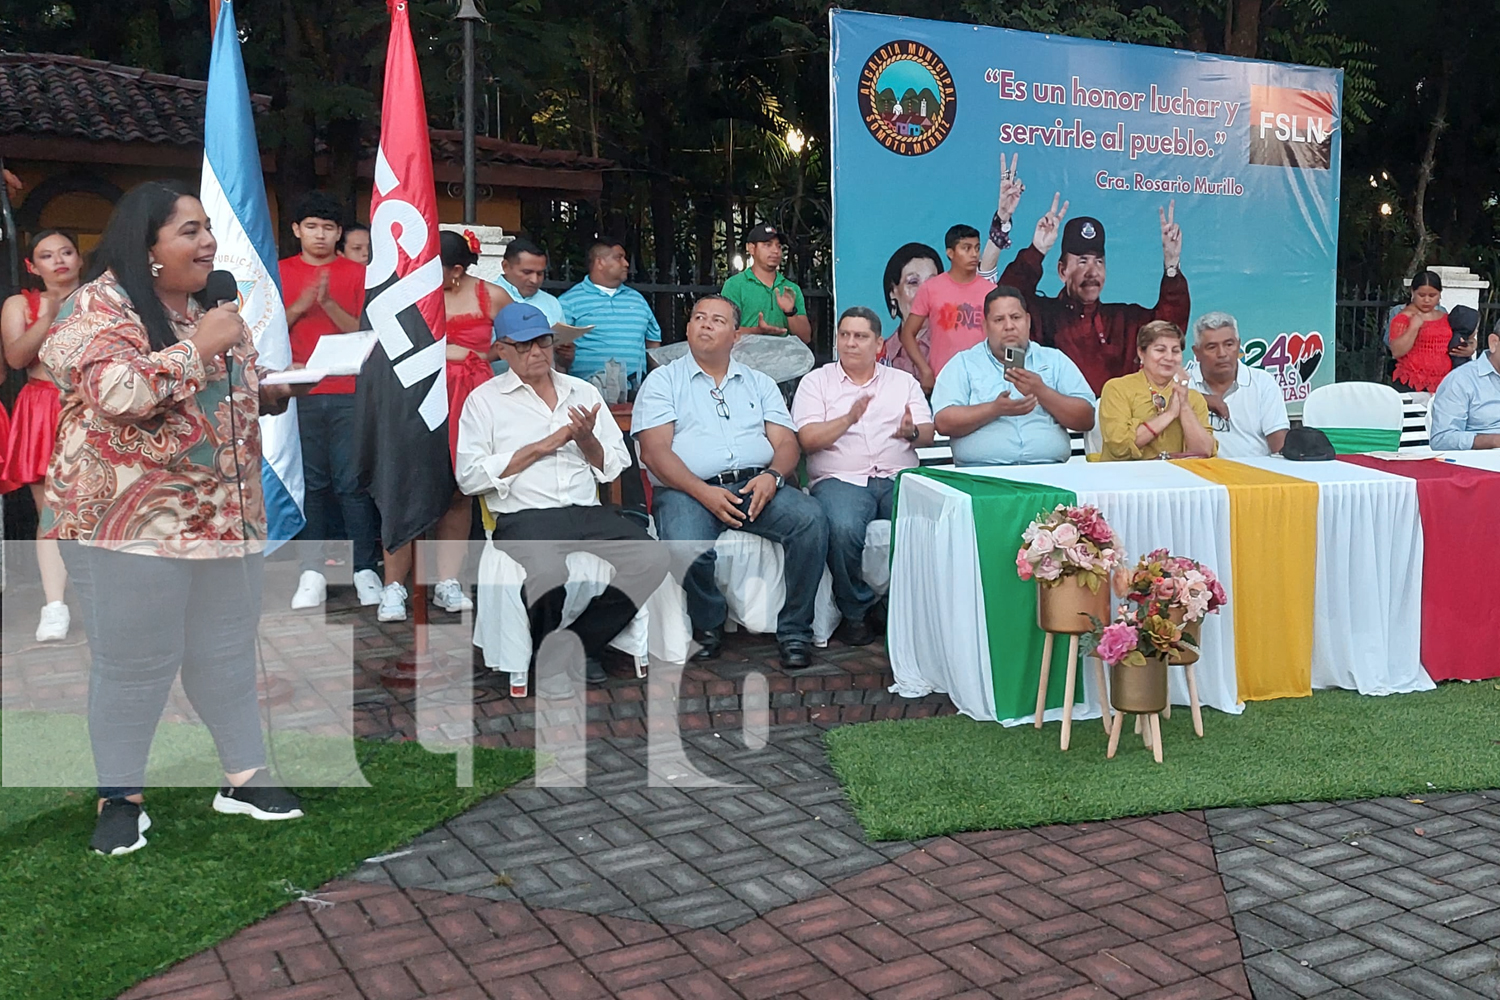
[193,269,239,311]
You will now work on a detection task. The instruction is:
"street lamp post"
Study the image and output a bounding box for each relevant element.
[455,0,485,224]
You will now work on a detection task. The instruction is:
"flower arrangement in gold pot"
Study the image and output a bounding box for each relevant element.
[1015,504,1122,634]
[1116,549,1227,665]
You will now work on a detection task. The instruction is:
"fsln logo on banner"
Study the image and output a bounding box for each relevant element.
[857,40,957,156]
[1249,86,1336,170]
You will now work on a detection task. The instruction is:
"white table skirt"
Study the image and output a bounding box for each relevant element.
[888,457,1439,724]
[1235,457,1432,696]
[948,463,1241,722]
[889,464,1236,725]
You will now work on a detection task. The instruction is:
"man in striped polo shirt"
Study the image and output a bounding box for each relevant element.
[559,240,662,393]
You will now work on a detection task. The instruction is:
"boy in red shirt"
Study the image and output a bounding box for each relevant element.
[281,192,382,612]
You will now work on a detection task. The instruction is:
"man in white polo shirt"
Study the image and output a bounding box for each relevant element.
[1185,311,1289,457]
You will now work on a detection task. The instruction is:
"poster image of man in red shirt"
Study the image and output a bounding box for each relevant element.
[995,187,1190,395]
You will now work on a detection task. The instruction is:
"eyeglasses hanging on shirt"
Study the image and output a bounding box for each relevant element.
[709,386,730,419]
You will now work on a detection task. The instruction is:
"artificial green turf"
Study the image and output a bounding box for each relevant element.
[0,734,533,1000]
[825,682,1500,841]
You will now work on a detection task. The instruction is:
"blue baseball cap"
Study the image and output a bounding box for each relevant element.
[494,302,553,342]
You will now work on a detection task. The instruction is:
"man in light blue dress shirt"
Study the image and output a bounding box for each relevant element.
[496,237,564,324]
[1430,319,1500,451]
[932,285,1097,465]
[633,296,828,669]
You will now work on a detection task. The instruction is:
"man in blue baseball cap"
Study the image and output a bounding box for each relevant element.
[455,302,668,690]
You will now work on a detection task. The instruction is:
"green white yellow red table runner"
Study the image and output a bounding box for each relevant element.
[888,457,1450,726]
[1171,459,1318,702]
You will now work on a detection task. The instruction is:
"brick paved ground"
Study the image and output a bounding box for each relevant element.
[122,812,1251,1000]
[1208,794,1500,999]
[343,727,914,928]
[6,574,1498,999]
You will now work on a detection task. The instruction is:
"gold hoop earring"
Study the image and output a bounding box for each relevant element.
[150,261,163,278]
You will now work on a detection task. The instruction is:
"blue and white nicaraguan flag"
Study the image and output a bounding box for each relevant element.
[200,0,305,547]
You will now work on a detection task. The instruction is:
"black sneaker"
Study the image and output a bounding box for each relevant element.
[91,798,150,856]
[839,617,877,647]
[585,656,608,685]
[212,770,304,821]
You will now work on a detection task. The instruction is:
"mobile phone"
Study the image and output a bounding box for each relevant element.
[1002,346,1025,369]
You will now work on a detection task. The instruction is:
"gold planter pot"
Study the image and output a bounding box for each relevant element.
[1166,606,1202,666]
[1036,578,1108,635]
[1109,656,1169,714]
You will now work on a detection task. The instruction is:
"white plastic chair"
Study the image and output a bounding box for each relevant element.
[688,519,893,647]
[472,500,691,692]
[812,519,893,646]
[1301,382,1404,453]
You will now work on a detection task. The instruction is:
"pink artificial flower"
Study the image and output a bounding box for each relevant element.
[1037,556,1062,581]
[1031,529,1055,555]
[1097,622,1139,665]
[1065,544,1091,569]
[1151,576,1176,601]
[1052,522,1081,548]
[1209,578,1228,607]
[1016,549,1034,581]
[1095,524,1118,549]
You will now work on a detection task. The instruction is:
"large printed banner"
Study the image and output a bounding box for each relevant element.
[830,10,1342,403]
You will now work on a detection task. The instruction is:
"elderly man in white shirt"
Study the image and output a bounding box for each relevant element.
[456,303,667,685]
[1185,311,1289,457]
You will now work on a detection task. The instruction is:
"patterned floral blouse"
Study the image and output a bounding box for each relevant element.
[39,271,266,558]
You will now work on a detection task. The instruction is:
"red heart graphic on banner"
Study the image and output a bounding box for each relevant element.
[1302,332,1324,360]
[1287,333,1306,363]
[1298,344,1324,384]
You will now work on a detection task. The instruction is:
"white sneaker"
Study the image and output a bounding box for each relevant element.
[36,602,69,642]
[353,569,383,606]
[432,579,474,613]
[377,582,408,622]
[290,570,327,610]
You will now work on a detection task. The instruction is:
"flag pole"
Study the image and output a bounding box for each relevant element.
[456,0,484,224]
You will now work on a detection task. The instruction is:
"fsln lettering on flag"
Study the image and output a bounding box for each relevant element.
[352,0,456,553]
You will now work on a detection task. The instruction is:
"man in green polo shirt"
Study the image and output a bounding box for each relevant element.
[721,222,811,344]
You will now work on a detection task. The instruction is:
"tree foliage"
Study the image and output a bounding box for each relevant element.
[1,1,1495,288]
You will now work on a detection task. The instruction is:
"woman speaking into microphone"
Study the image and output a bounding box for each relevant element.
[40,181,306,856]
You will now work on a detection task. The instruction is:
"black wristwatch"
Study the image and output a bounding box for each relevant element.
[763,470,786,490]
[990,212,1012,251]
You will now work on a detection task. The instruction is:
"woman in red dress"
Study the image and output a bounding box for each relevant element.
[1389,270,1475,393]
[379,230,512,614]
[1,230,82,641]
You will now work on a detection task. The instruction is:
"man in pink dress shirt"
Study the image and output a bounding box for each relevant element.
[792,306,934,645]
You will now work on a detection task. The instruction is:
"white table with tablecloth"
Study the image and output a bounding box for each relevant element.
[887,458,1435,725]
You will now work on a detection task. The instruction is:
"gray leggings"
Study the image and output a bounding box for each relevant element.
[82,548,267,798]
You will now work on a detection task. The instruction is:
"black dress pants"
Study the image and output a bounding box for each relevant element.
[491,505,669,659]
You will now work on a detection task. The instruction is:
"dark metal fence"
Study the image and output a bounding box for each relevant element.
[1335,284,1500,385]
[543,271,836,358]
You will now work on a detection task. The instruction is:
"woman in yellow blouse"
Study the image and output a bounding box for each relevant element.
[1099,320,1217,461]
